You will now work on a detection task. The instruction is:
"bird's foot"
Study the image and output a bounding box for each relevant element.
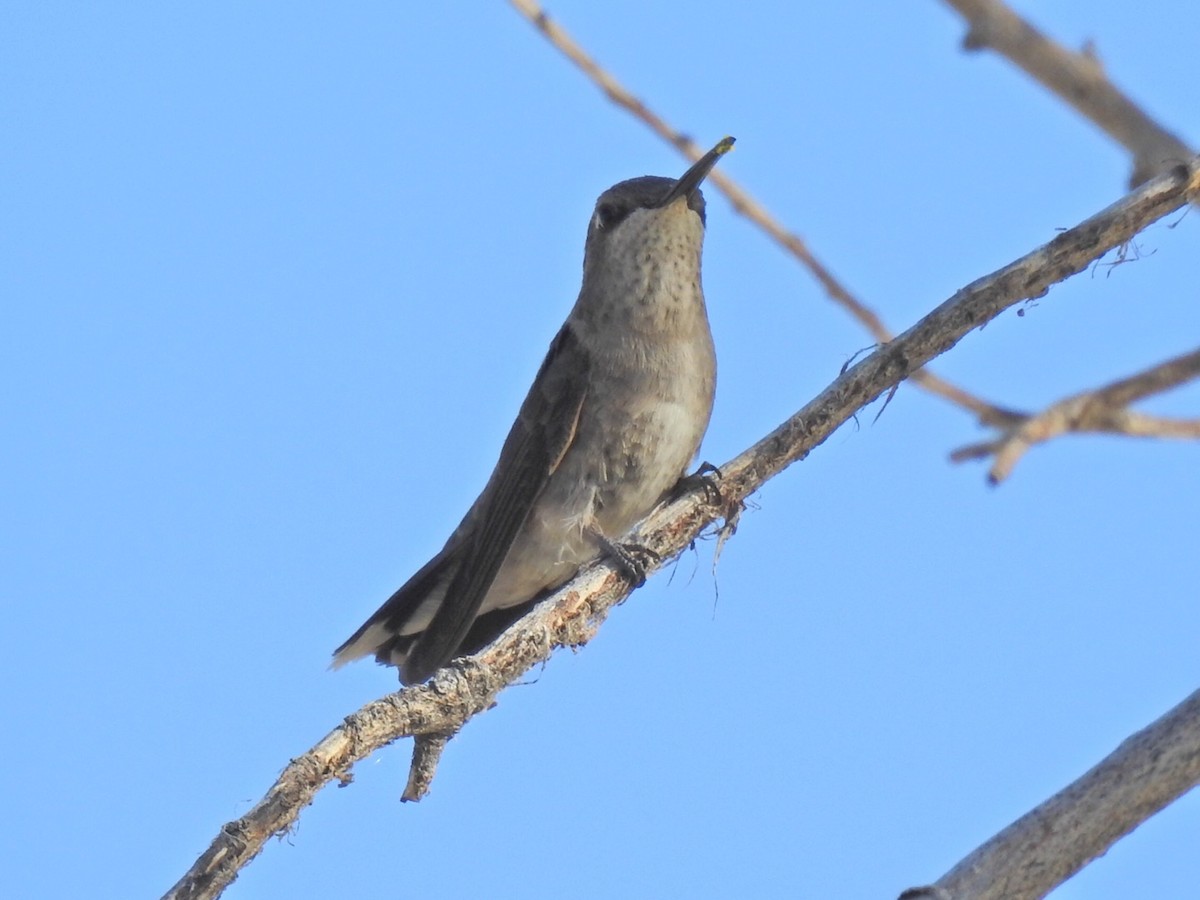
[592,531,661,587]
[669,461,724,505]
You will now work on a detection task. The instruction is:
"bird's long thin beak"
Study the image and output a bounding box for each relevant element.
[657,136,736,207]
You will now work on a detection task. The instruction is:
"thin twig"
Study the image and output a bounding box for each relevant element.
[162,157,1200,900]
[951,346,1200,483]
[941,0,1195,186]
[508,0,1022,430]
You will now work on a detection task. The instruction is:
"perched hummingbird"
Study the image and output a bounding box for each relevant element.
[333,137,735,685]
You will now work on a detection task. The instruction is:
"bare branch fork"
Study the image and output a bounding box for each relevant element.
[952,346,1200,483]
[162,157,1200,900]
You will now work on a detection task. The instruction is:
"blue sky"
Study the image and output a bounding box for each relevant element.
[3,3,1198,898]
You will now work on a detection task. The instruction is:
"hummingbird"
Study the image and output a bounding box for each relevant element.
[333,137,735,684]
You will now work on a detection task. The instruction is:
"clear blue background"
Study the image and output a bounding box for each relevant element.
[3,3,1197,898]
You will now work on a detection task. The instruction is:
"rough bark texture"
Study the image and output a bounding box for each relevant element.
[904,689,1200,900]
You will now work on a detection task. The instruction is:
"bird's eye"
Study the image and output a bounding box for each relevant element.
[594,202,621,230]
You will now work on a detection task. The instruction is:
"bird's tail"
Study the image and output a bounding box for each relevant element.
[331,550,455,675]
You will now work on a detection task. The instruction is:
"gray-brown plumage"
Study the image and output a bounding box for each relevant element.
[333,137,734,684]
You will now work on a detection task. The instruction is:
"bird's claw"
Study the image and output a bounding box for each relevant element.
[670,461,724,505]
[594,533,660,586]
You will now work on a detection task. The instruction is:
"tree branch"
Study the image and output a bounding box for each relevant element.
[940,0,1195,185]
[508,0,1023,431]
[403,732,455,802]
[902,687,1200,900]
[951,346,1200,483]
[162,155,1200,900]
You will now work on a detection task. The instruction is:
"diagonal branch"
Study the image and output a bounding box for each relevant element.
[951,346,1200,483]
[162,155,1200,900]
[940,0,1195,185]
[903,687,1200,900]
[508,0,1023,431]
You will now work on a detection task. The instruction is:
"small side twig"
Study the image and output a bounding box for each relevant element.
[951,346,1200,483]
[403,732,454,802]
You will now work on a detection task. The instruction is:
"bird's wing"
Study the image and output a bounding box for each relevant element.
[402,323,590,682]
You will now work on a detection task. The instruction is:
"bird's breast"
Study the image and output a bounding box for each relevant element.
[574,319,716,533]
